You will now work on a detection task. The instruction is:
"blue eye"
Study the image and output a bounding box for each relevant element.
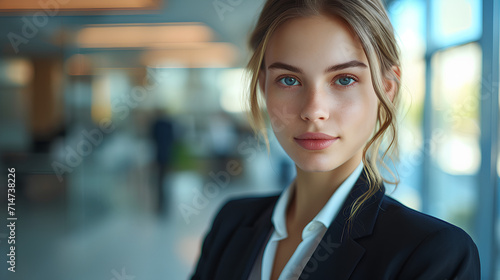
[335,76,356,86]
[279,77,300,86]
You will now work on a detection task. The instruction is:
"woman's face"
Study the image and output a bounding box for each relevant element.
[261,15,379,172]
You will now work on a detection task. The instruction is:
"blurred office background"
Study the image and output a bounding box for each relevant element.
[0,0,498,279]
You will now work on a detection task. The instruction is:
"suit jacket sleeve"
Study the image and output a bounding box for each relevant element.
[396,226,480,280]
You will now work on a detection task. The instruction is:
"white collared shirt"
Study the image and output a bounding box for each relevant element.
[248,161,364,280]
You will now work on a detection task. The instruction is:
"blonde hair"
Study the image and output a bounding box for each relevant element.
[246,0,401,221]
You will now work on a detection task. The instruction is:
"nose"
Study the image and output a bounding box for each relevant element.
[300,87,330,122]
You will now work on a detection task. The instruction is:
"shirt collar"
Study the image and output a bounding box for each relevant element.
[271,161,364,240]
[271,180,293,239]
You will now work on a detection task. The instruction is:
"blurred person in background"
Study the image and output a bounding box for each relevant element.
[151,108,175,215]
[190,0,480,279]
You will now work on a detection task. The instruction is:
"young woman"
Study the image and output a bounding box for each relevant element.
[191,0,481,279]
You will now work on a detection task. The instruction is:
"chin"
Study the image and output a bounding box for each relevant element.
[294,158,340,173]
[298,167,333,173]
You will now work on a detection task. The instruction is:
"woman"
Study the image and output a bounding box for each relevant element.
[191,0,481,279]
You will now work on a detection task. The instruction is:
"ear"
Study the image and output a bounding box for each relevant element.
[384,65,400,102]
[258,69,266,96]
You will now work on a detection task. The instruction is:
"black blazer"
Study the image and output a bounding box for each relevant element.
[190,170,480,280]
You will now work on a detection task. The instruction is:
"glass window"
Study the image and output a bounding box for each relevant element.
[428,43,482,235]
[431,0,482,48]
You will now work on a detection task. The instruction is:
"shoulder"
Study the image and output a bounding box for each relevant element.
[372,195,480,279]
[378,195,470,238]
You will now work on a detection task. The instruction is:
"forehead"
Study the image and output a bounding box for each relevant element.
[265,15,367,67]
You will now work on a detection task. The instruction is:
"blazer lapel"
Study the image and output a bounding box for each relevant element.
[214,197,277,280]
[300,169,385,280]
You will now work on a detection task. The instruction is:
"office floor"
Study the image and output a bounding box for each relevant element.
[1,152,284,280]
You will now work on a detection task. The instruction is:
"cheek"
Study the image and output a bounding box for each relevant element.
[266,97,285,136]
[265,92,300,131]
[338,90,378,132]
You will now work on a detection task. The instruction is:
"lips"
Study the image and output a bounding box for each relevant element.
[294,132,339,150]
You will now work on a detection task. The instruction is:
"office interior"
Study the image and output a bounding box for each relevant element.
[0,0,498,279]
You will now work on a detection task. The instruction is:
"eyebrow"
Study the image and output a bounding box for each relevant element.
[267,60,368,73]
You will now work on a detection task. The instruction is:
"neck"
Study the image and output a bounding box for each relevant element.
[287,155,362,228]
